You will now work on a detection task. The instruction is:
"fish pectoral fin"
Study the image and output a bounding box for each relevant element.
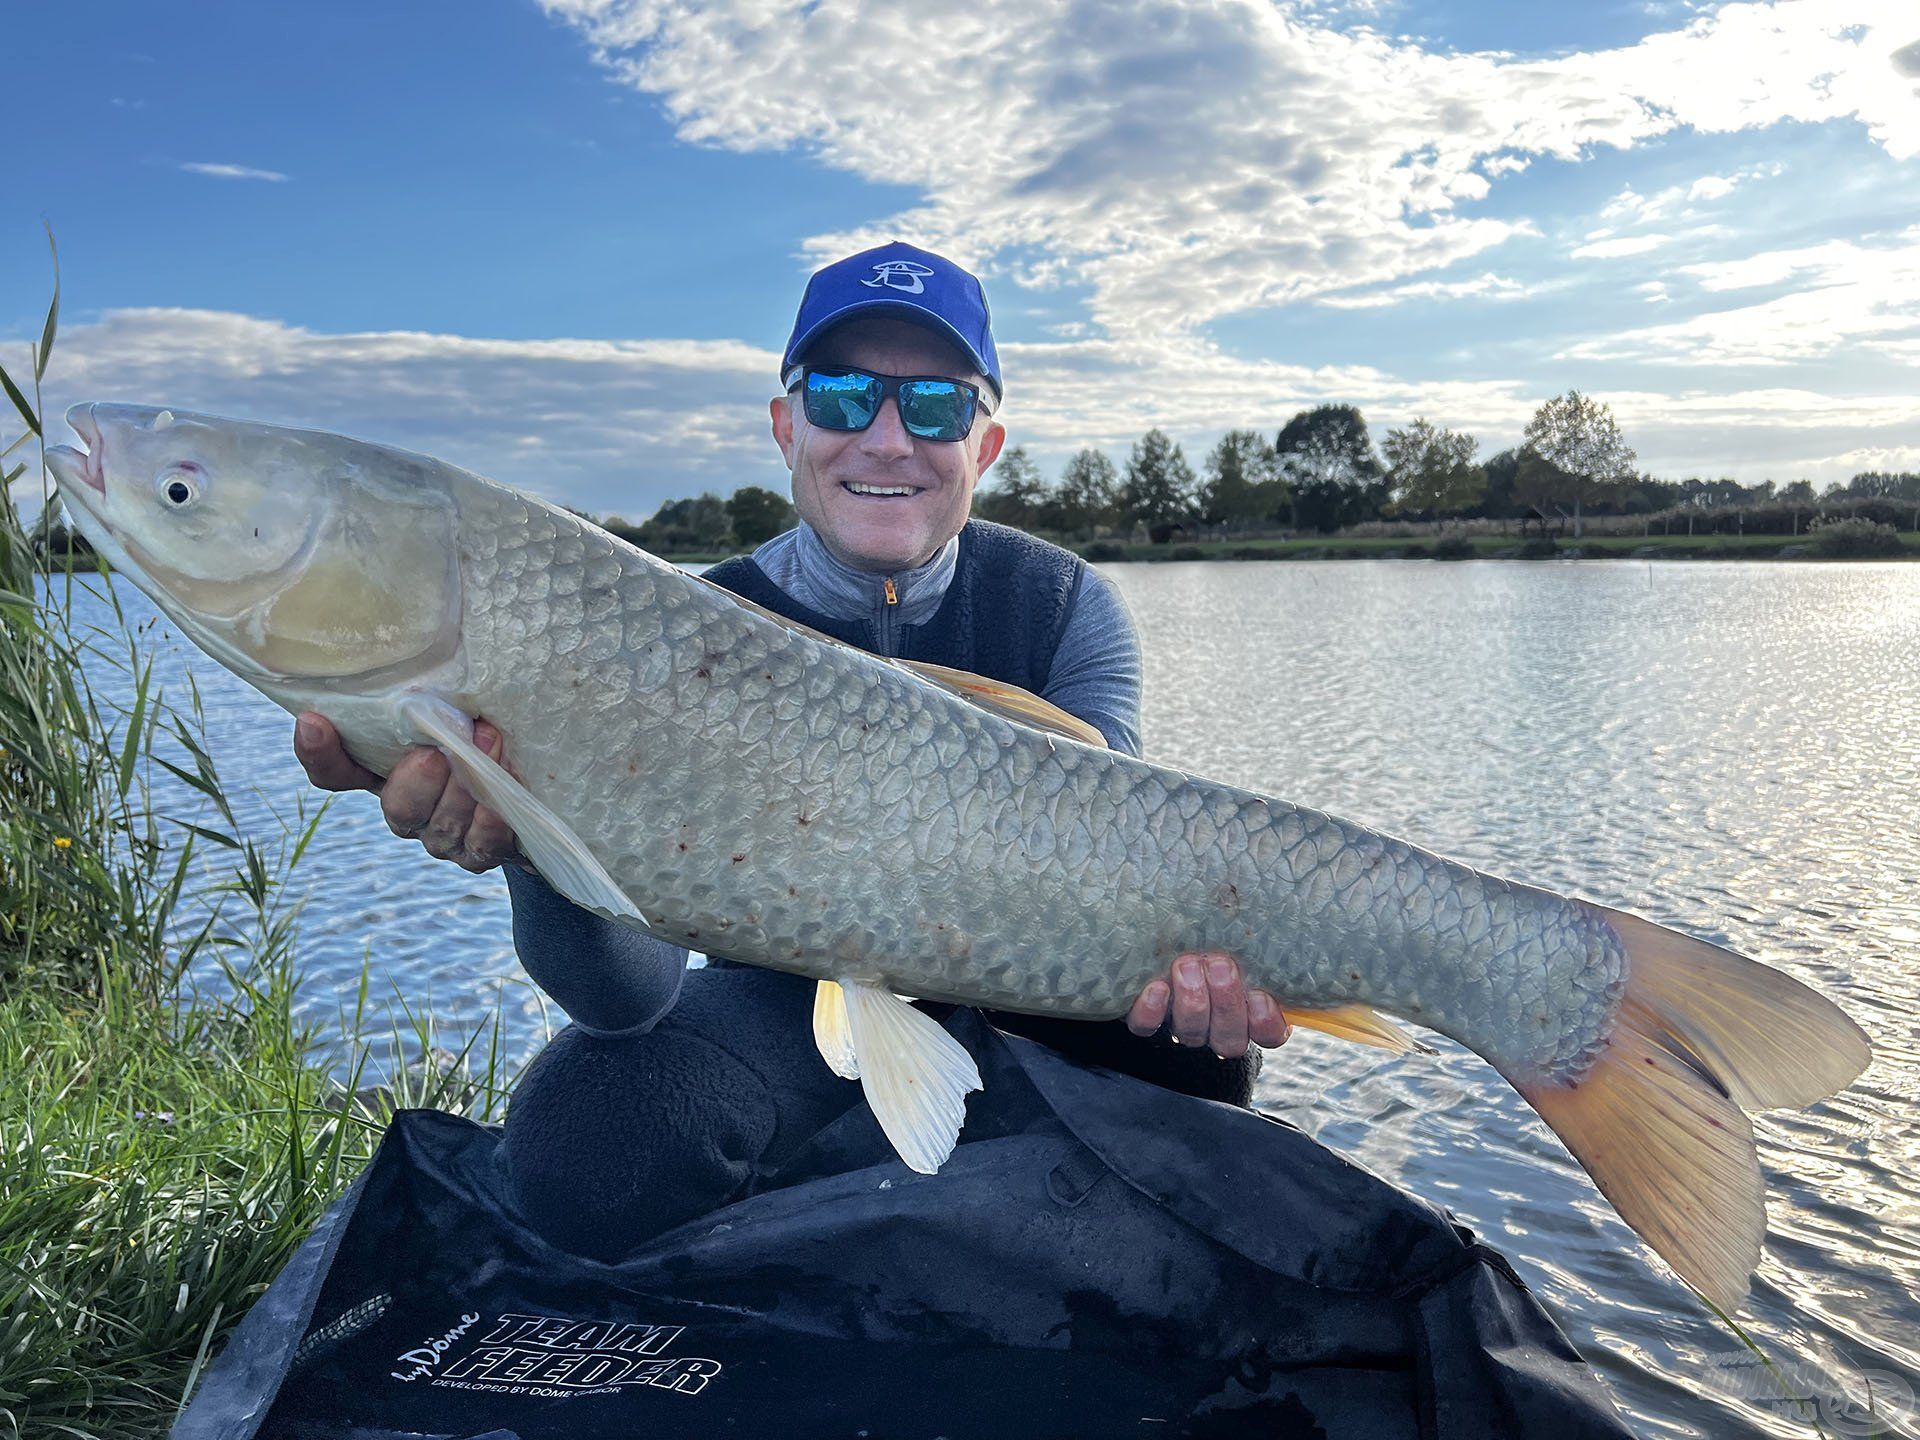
[838,982,982,1174]
[1284,1003,1435,1055]
[397,694,646,929]
[812,980,860,1079]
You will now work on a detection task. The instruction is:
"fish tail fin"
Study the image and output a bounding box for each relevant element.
[1511,904,1870,1312]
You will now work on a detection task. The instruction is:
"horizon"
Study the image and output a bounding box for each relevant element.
[8,0,1918,521]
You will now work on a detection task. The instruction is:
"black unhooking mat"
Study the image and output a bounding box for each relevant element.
[174,1012,1635,1440]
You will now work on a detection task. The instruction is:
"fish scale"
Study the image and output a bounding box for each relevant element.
[451,478,1624,1080]
[48,402,1870,1309]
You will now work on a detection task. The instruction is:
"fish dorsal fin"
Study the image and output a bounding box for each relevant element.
[836,981,982,1174]
[690,570,1107,748]
[1284,1003,1434,1054]
[894,660,1108,748]
[397,694,649,930]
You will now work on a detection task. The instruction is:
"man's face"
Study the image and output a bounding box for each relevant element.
[771,317,1006,573]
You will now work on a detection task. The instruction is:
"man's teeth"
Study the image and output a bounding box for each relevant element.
[846,483,918,496]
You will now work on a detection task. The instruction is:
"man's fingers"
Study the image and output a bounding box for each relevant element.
[1169,955,1211,1047]
[421,775,479,863]
[1249,991,1293,1048]
[1203,954,1250,1059]
[381,748,452,839]
[293,712,382,793]
[1126,979,1171,1036]
[464,804,518,872]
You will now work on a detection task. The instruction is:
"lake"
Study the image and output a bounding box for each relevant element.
[64,559,1920,1439]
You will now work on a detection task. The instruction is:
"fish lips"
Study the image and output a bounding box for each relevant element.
[46,403,108,502]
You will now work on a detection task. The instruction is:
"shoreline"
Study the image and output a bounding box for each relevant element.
[38,529,1918,575]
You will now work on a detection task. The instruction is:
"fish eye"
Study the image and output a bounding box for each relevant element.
[157,468,201,507]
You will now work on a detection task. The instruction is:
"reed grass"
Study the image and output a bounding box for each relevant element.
[0,251,513,1439]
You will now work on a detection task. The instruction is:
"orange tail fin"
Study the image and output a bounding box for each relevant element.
[1511,904,1870,1311]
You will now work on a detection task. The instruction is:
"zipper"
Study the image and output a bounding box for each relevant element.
[876,575,900,655]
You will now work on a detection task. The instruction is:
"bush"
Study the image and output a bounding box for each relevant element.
[1516,537,1559,559]
[1080,540,1128,562]
[1165,544,1207,561]
[1432,535,1475,560]
[1809,517,1906,558]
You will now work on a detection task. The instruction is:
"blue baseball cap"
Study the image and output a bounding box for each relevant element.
[781,241,1002,403]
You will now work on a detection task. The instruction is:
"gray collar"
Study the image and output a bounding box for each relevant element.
[756,520,960,628]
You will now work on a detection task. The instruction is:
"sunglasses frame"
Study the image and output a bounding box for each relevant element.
[789,364,991,443]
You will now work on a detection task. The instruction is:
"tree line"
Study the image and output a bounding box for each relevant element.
[973,393,1920,541]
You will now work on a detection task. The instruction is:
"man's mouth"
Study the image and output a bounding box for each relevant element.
[842,481,923,499]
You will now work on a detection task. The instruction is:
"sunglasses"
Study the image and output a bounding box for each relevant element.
[791,365,989,443]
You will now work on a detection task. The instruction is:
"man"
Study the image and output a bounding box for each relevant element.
[294,241,1290,1249]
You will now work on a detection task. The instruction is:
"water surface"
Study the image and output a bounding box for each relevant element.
[63,559,1920,1438]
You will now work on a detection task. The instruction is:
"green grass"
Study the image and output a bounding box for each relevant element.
[0,262,515,1438]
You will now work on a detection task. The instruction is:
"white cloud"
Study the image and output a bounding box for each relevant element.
[16,305,1917,522]
[1564,227,1920,366]
[540,0,1918,348]
[1572,234,1672,259]
[1316,272,1530,308]
[1595,162,1781,230]
[179,162,290,182]
[26,308,782,519]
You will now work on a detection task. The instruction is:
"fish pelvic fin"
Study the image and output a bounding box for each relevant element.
[812,980,860,1080]
[1514,904,1871,1313]
[1285,1003,1434,1054]
[838,982,982,1175]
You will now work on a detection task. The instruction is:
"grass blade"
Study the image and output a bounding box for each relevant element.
[0,359,39,438]
[36,225,60,383]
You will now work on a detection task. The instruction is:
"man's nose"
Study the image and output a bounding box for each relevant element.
[857,395,916,459]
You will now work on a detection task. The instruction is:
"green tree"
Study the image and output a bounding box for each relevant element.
[1519,391,1637,538]
[1200,429,1285,531]
[1382,419,1485,521]
[726,485,796,547]
[1119,429,1198,538]
[1274,404,1383,531]
[973,446,1050,530]
[637,492,734,553]
[1043,448,1121,534]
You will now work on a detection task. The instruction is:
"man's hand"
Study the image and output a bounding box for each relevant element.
[1125,952,1291,1059]
[292,711,521,873]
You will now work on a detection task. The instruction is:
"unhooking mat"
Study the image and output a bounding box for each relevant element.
[172,1011,1636,1439]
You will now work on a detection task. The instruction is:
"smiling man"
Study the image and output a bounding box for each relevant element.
[294,241,1288,1249]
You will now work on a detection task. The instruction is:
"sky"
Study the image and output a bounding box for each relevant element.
[6,0,1919,519]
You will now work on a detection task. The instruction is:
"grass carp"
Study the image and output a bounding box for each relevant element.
[46,402,1872,1312]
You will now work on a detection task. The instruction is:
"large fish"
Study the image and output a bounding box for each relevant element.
[46,402,1870,1311]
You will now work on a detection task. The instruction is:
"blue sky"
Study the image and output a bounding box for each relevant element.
[9,0,1919,517]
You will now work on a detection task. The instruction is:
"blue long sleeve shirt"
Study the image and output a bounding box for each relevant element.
[510,522,1143,1036]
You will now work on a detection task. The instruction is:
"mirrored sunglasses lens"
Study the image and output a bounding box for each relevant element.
[899,381,972,440]
[805,371,880,430]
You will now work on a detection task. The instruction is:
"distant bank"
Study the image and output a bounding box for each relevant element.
[644,528,1919,567]
[37,526,1917,575]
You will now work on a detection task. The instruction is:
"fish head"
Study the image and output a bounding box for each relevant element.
[46,403,461,684]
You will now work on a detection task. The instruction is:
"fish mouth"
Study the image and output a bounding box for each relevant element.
[45,403,107,499]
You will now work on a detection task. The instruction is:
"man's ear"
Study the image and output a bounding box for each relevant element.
[770,394,797,467]
[973,419,1007,475]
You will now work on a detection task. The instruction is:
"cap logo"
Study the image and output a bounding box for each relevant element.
[861,260,935,295]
